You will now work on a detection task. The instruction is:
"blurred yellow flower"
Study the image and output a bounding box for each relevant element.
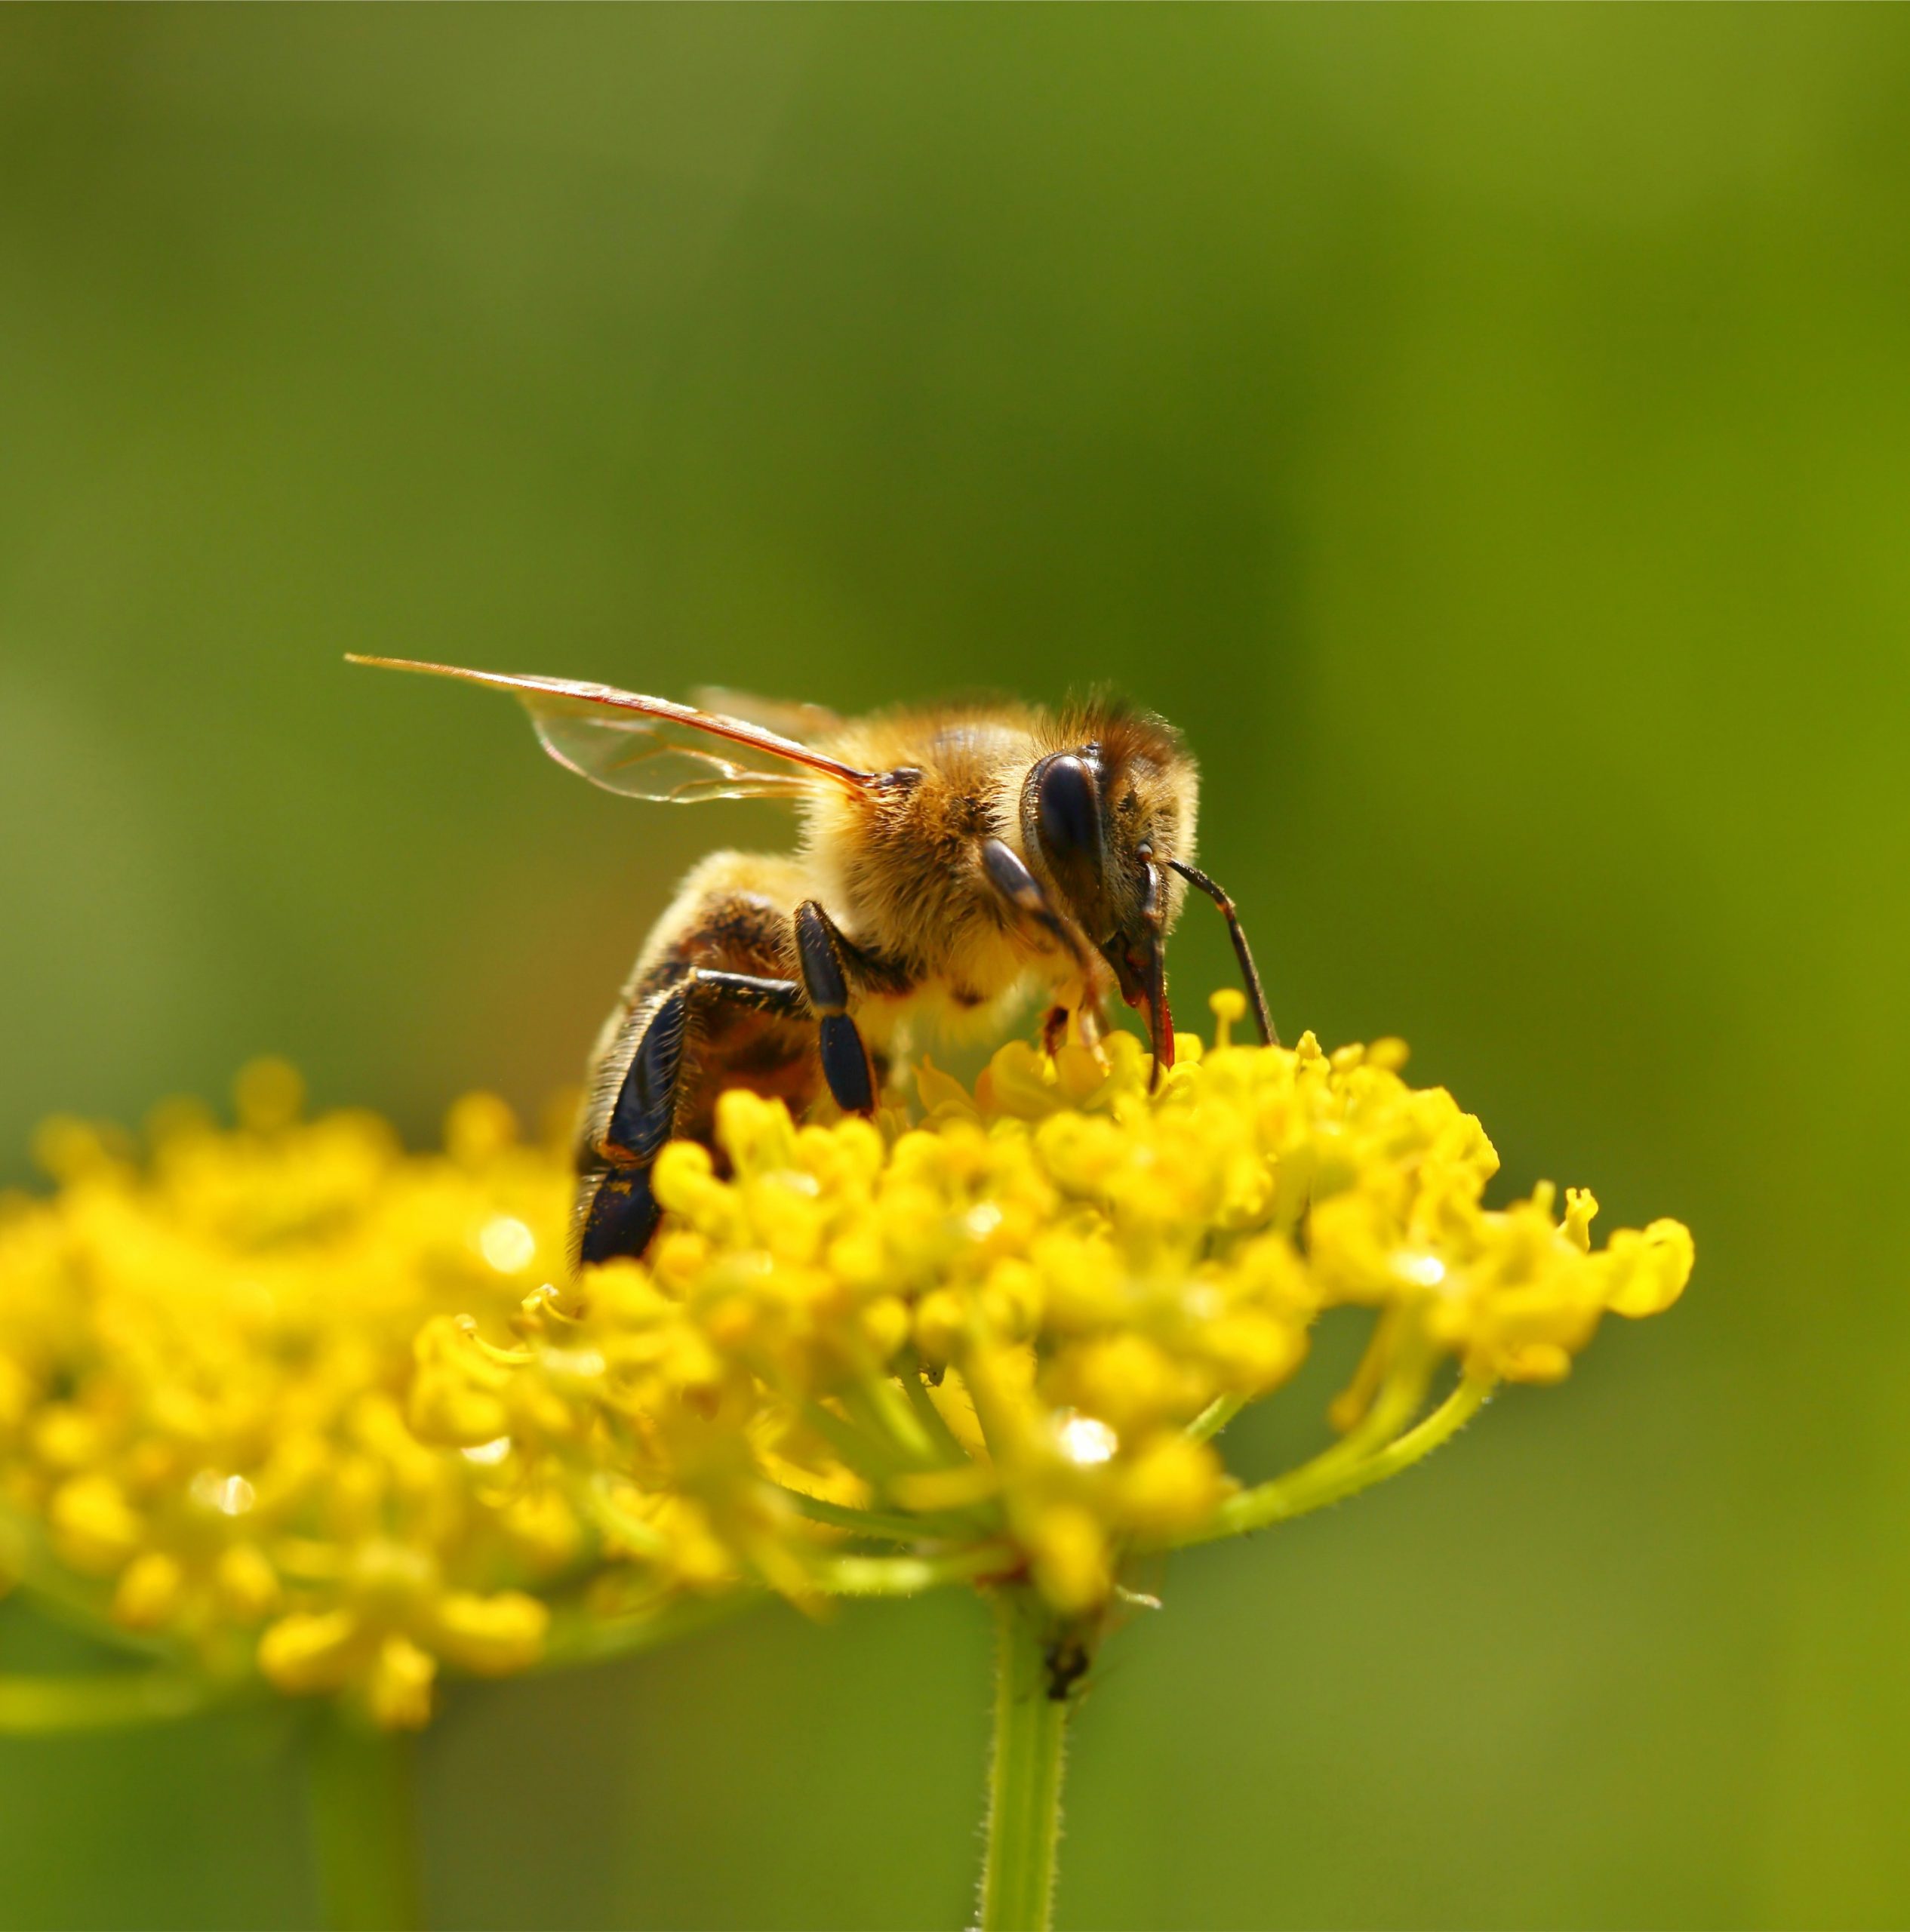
[0,1067,719,1727]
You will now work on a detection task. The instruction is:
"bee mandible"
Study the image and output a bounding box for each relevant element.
[349,657,1275,1268]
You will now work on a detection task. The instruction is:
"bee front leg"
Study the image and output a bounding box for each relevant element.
[980,838,1110,1054]
[578,966,807,1266]
[792,900,878,1116]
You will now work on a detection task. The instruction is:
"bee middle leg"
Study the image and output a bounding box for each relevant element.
[792,900,878,1116]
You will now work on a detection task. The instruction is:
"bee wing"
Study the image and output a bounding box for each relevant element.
[688,687,846,742]
[347,656,875,802]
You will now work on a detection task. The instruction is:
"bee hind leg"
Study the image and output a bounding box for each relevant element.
[577,967,807,1267]
[577,1164,663,1267]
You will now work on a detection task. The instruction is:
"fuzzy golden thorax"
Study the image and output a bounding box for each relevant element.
[801,698,1199,1023]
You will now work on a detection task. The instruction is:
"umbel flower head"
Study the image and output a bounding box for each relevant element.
[418,994,1693,1623]
[0,1066,724,1730]
[0,1001,1690,1730]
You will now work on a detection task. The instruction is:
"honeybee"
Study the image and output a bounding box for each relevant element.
[349,657,1274,1267]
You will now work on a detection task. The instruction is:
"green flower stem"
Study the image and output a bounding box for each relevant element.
[1186,1390,1249,1442]
[0,1667,220,1734]
[978,1586,1077,1932]
[895,1353,972,1463]
[306,1703,422,1932]
[797,1395,911,1484]
[817,1541,1013,1598]
[845,1371,940,1467]
[1165,1371,1494,1551]
[778,1487,988,1543]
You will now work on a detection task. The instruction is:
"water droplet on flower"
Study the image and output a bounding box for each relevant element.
[964,1204,1004,1239]
[1056,1411,1118,1466]
[479,1217,537,1272]
[1396,1254,1447,1288]
[462,1438,512,1466]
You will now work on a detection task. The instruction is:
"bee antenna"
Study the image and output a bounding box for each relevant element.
[1164,859,1277,1047]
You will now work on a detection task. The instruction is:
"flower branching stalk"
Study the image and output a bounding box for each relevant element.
[0,994,1692,1928]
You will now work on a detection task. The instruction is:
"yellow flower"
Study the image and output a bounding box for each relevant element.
[463,1003,1692,1623]
[2,1008,1691,1723]
[0,1068,720,1727]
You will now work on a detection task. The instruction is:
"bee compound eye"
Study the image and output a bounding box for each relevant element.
[1035,754,1103,862]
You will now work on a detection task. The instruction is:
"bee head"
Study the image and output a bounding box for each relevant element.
[1020,709,1198,1076]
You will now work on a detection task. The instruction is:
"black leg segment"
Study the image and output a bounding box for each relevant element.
[981,838,1066,943]
[979,839,1110,1059]
[602,970,810,1162]
[818,1013,876,1113]
[579,1164,662,1266]
[577,904,887,1270]
[580,967,807,1268]
[793,902,852,1012]
[690,970,812,1014]
[606,986,690,1162]
[794,900,877,1116]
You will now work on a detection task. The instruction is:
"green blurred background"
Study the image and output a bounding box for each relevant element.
[3,8,1908,1927]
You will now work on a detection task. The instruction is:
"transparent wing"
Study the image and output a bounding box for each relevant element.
[689,687,846,743]
[524,691,816,802]
[346,656,875,803]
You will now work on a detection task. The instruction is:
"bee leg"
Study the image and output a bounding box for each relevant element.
[579,967,807,1266]
[979,839,1108,1051]
[792,901,878,1116]
[1041,1004,1071,1057]
[577,1165,663,1267]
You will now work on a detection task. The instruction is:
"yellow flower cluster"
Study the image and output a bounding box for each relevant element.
[0,1001,1691,1725]
[0,1065,595,1727]
[418,997,1693,1622]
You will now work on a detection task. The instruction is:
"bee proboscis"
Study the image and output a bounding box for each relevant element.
[349,656,1274,1266]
